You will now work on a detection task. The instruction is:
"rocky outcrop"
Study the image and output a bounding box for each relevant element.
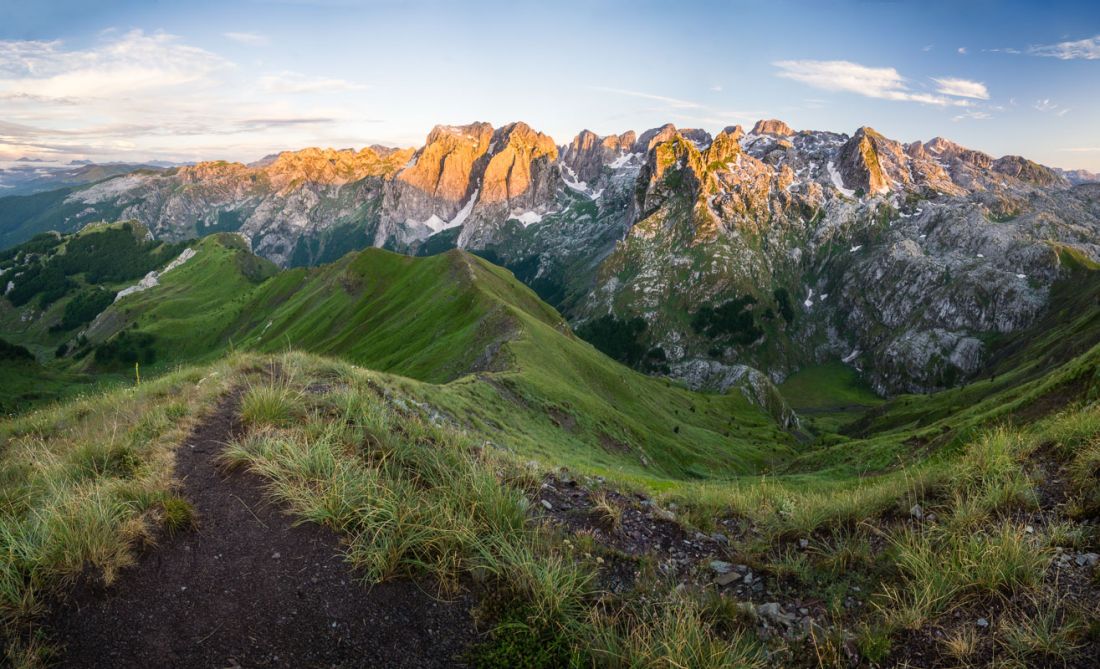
[704,127,743,165]
[562,130,638,184]
[992,155,1065,187]
[751,119,794,137]
[376,122,561,247]
[670,359,800,428]
[634,129,707,219]
[835,127,905,195]
[634,124,680,154]
[479,123,559,205]
[382,123,493,229]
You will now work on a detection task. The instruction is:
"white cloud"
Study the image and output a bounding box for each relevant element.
[932,77,989,100]
[952,110,991,121]
[0,30,379,163]
[259,71,367,94]
[772,60,971,107]
[1034,98,1060,112]
[921,44,934,52]
[1030,34,1100,60]
[957,47,968,55]
[588,86,702,109]
[0,30,229,99]
[710,84,723,92]
[224,32,270,46]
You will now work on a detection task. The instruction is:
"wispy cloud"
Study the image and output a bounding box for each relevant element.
[224,31,270,46]
[772,60,973,107]
[588,86,702,109]
[1030,34,1100,60]
[0,30,377,163]
[0,30,229,99]
[259,71,367,94]
[957,47,968,55]
[709,84,723,92]
[952,110,991,121]
[1034,98,1064,113]
[932,77,989,100]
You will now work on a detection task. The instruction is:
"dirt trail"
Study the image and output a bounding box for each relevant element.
[50,392,476,668]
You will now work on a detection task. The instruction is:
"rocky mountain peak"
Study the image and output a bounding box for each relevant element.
[680,128,714,150]
[925,136,993,170]
[836,126,905,195]
[394,123,495,207]
[263,146,412,189]
[635,129,707,218]
[992,155,1066,187]
[635,124,680,154]
[705,126,743,165]
[562,129,639,183]
[721,125,745,141]
[489,122,557,159]
[751,119,795,137]
[479,122,558,205]
[425,122,495,147]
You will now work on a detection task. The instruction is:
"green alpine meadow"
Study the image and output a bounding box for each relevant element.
[2,1,1100,667]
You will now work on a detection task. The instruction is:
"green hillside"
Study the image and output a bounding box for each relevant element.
[67,234,793,481]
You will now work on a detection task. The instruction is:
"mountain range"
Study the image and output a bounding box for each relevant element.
[3,119,1100,401]
[2,136,1099,667]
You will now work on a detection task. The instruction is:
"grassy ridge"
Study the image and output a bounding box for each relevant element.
[89,236,793,481]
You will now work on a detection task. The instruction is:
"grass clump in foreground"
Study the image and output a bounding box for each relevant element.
[0,362,230,666]
[221,352,771,667]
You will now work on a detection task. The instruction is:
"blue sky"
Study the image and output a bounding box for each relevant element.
[1,0,1098,170]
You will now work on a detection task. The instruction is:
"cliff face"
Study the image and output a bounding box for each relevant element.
[35,119,1097,394]
[374,122,561,248]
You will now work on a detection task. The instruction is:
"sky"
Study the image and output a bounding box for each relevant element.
[1,0,1099,170]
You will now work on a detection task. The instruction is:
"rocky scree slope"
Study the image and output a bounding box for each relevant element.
[3,119,1099,394]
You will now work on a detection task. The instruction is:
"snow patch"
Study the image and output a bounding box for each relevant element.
[446,188,479,230]
[850,245,863,253]
[803,288,815,309]
[607,152,638,169]
[410,188,480,234]
[842,349,861,364]
[511,210,543,227]
[827,161,856,198]
[561,164,591,195]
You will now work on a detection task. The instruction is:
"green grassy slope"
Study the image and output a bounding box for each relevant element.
[85,235,794,482]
